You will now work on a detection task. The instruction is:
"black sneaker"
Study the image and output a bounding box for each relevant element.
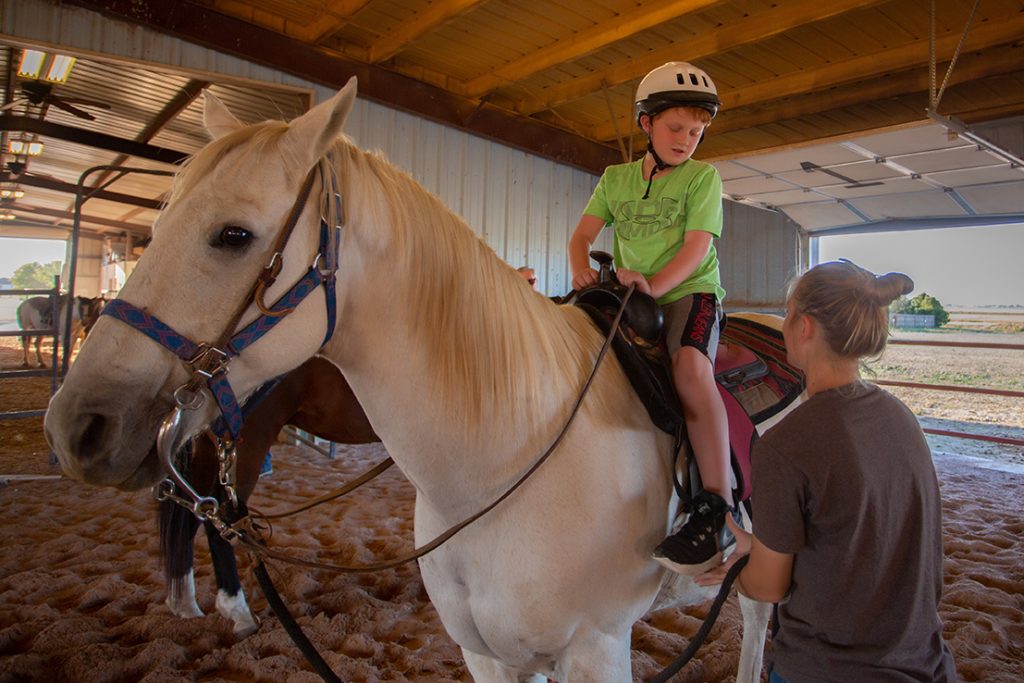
[652,491,735,574]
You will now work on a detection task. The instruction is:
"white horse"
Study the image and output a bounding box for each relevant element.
[16,294,102,367]
[44,79,771,681]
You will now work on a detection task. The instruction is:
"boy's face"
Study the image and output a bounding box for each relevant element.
[642,107,707,166]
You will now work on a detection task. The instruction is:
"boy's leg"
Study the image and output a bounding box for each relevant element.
[652,293,733,573]
[673,346,731,506]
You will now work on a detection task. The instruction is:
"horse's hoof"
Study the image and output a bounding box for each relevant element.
[234,621,259,639]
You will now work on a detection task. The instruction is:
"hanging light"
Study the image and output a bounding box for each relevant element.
[17,49,76,83]
[0,187,25,200]
[0,212,16,221]
[8,139,44,157]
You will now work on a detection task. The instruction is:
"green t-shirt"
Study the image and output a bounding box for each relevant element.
[583,158,725,304]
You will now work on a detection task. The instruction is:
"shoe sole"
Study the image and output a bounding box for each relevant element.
[651,550,723,577]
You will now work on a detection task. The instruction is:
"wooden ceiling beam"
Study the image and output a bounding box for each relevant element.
[517,0,887,116]
[368,0,485,63]
[460,0,726,98]
[589,14,1024,142]
[708,50,1024,138]
[9,203,153,234]
[300,0,374,44]
[64,0,621,174]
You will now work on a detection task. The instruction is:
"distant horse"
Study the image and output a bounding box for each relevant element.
[160,354,378,637]
[46,79,774,681]
[16,294,104,367]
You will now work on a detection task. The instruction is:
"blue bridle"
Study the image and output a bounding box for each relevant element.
[99,158,342,441]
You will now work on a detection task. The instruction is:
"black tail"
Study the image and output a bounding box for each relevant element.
[158,486,201,596]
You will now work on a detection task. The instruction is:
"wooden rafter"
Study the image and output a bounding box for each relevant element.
[516,0,889,116]
[368,0,485,63]
[459,0,726,98]
[589,12,1024,142]
[709,45,1024,139]
[299,0,374,43]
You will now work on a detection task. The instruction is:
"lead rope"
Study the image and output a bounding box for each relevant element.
[645,555,751,683]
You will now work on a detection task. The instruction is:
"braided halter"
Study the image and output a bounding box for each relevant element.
[100,156,341,496]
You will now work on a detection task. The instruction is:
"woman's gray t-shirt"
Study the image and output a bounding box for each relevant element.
[752,382,957,682]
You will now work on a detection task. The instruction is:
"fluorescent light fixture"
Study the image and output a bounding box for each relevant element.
[16,49,76,83]
[8,139,44,156]
[0,212,16,221]
[17,49,45,79]
[0,188,25,199]
[45,55,76,83]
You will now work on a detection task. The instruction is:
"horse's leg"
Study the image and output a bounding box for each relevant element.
[20,334,30,367]
[735,594,771,683]
[205,520,258,638]
[462,650,547,683]
[35,336,45,367]
[159,499,204,618]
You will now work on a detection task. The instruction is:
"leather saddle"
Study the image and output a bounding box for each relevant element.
[567,251,804,505]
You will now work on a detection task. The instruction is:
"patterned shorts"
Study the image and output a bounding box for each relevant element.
[662,292,722,364]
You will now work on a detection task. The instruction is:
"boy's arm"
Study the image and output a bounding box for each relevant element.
[646,229,713,300]
[568,214,606,290]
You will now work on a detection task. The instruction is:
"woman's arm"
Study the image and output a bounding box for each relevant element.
[696,515,794,603]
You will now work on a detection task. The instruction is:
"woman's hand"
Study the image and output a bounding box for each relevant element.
[616,269,652,295]
[695,514,751,587]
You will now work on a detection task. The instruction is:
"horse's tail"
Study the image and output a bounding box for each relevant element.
[158,488,201,588]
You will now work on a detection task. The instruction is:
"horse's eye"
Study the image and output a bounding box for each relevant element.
[216,225,253,248]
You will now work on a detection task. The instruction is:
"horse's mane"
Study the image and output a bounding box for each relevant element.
[171,120,617,440]
[330,138,615,438]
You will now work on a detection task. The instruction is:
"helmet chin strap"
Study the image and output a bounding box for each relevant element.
[642,138,670,200]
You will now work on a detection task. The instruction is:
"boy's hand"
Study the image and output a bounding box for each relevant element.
[571,267,599,290]
[616,269,652,296]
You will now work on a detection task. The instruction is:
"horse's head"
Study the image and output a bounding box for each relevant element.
[76,296,105,336]
[45,78,359,490]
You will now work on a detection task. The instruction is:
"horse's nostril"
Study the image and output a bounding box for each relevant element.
[77,413,109,458]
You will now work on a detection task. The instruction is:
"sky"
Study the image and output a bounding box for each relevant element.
[2,224,1023,306]
[0,238,67,281]
[817,223,1024,307]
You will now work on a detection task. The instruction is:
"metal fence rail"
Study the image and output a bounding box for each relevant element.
[882,335,1023,448]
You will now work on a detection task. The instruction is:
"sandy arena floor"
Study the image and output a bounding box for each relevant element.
[0,334,1021,682]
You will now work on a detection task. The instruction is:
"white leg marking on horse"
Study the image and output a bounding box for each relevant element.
[216,588,258,638]
[736,593,771,683]
[165,569,204,618]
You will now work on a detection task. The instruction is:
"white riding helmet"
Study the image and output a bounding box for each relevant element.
[635,61,721,124]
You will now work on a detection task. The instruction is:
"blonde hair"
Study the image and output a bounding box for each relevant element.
[789,259,914,359]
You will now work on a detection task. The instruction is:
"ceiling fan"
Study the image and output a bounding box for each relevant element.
[0,80,111,121]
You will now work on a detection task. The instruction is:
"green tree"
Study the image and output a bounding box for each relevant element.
[11,260,63,291]
[905,292,950,327]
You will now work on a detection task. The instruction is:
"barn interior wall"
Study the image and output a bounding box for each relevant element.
[2,0,792,303]
[718,202,801,311]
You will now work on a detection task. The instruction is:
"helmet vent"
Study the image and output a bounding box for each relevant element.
[690,73,700,86]
[676,73,686,85]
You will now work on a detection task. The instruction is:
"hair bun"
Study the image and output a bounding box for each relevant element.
[872,272,914,305]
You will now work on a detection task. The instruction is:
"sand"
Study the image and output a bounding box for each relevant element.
[1,336,1021,682]
[0,439,1021,683]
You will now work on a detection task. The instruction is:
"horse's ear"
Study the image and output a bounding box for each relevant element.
[284,77,358,170]
[204,91,244,140]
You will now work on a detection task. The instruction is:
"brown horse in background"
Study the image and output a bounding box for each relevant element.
[159,354,378,636]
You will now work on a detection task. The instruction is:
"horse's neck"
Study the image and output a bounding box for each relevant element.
[329,237,589,512]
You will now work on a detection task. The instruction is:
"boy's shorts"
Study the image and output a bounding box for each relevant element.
[662,292,722,364]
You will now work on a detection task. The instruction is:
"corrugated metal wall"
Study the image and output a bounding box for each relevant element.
[718,201,801,310]
[2,0,795,306]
